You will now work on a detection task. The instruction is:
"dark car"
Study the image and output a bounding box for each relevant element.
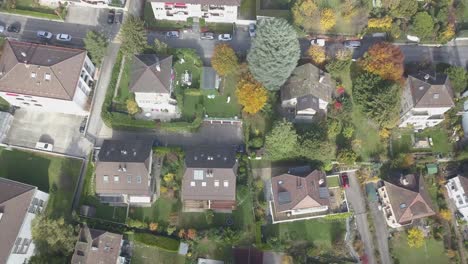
[200,32,214,40]
[79,116,88,134]
[107,9,115,24]
[340,173,350,188]
[115,10,123,24]
[7,23,20,33]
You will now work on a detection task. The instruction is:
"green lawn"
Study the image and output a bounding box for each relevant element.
[1,0,61,20]
[115,56,132,103]
[391,131,413,157]
[131,240,185,264]
[129,197,180,225]
[203,73,241,118]
[239,0,256,19]
[352,105,384,160]
[327,175,340,188]
[263,219,346,249]
[420,127,452,154]
[0,148,82,218]
[182,93,202,119]
[390,232,449,264]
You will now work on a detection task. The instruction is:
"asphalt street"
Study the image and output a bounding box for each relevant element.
[368,187,392,264]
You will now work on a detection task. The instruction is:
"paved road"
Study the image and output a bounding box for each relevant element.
[344,171,376,264]
[400,44,468,67]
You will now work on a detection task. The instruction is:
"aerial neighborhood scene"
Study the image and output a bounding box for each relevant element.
[2,0,468,263]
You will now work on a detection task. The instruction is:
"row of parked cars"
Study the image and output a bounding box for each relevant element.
[310,38,362,48]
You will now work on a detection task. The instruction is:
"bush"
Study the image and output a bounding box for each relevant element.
[134,233,180,252]
[249,136,264,148]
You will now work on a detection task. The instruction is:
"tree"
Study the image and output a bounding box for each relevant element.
[153,38,169,54]
[353,72,401,127]
[337,149,357,164]
[163,173,175,183]
[120,15,147,56]
[299,137,336,163]
[31,215,76,256]
[291,0,318,30]
[367,16,393,30]
[446,66,468,93]
[149,222,159,231]
[205,209,215,224]
[440,209,452,221]
[178,229,186,238]
[247,18,300,91]
[126,99,140,115]
[359,42,404,82]
[236,75,268,114]
[320,8,336,31]
[265,120,299,160]
[407,228,424,248]
[211,44,238,76]
[83,31,108,65]
[438,24,455,43]
[390,0,418,18]
[411,12,434,39]
[307,45,326,65]
[342,124,354,139]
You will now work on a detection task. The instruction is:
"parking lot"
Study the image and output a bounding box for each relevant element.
[4,109,92,157]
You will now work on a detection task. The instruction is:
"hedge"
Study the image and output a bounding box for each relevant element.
[133,233,180,252]
[153,146,184,156]
[322,212,352,221]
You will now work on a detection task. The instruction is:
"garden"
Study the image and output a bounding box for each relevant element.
[0,0,66,20]
[390,231,450,264]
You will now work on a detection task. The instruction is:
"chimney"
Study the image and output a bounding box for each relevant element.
[123,164,127,172]
[121,150,127,155]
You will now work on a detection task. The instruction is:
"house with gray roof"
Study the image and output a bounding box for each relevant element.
[0,40,95,115]
[399,72,455,130]
[71,225,125,264]
[270,170,330,223]
[378,174,435,228]
[181,147,237,212]
[95,139,155,206]
[130,54,178,116]
[281,63,333,122]
[0,178,49,264]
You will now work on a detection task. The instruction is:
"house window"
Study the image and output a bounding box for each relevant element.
[136,176,142,183]
[114,176,119,182]
[223,180,229,187]
[127,175,132,183]
[34,104,42,107]
[214,180,219,187]
[190,181,196,187]
[44,73,51,81]
[103,175,109,183]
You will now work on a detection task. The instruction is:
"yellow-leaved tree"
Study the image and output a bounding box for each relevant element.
[407,228,424,248]
[236,74,268,114]
[126,99,140,115]
[439,209,452,221]
[367,16,393,30]
[308,45,326,65]
[211,43,238,76]
[320,8,336,31]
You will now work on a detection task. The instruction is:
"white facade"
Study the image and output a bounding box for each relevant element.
[377,186,402,228]
[134,92,178,113]
[6,190,49,264]
[446,176,468,221]
[150,2,238,22]
[399,106,450,130]
[0,55,95,116]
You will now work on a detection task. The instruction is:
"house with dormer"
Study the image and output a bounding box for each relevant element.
[181,147,237,212]
[95,139,155,206]
[446,175,468,221]
[399,72,455,130]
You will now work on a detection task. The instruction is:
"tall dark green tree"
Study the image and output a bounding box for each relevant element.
[411,12,434,39]
[353,72,401,128]
[247,18,300,91]
[84,31,108,65]
[31,215,76,257]
[120,16,147,56]
[446,66,468,93]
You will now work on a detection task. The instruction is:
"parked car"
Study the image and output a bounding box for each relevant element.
[79,116,88,134]
[0,26,5,34]
[218,34,232,41]
[310,38,326,46]
[200,32,215,40]
[166,31,180,38]
[7,23,20,33]
[248,23,256,37]
[344,40,361,48]
[35,142,53,151]
[37,31,52,40]
[340,173,350,188]
[115,10,123,24]
[56,34,72,42]
[107,9,115,24]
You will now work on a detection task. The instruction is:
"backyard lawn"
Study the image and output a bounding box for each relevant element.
[129,197,181,225]
[131,239,186,264]
[1,0,61,20]
[115,56,132,103]
[0,148,82,218]
[390,232,449,264]
[420,127,452,154]
[327,175,340,188]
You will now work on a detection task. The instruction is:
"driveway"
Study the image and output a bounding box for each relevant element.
[343,171,376,264]
[367,186,392,264]
[4,109,92,157]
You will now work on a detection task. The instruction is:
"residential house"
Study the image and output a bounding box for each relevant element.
[378,174,435,228]
[0,40,96,115]
[0,178,49,264]
[181,147,237,212]
[130,54,178,117]
[270,170,330,223]
[446,175,468,221]
[399,72,454,130]
[281,63,333,121]
[71,225,125,264]
[95,140,155,206]
[149,0,240,23]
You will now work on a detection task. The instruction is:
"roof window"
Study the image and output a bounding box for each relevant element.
[190,181,196,187]
[31,72,36,78]
[44,73,51,81]
[223,180,229,187]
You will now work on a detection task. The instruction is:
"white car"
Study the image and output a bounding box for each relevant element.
[218,34,232,41]
[0,26,4,34]
[248,23,256,37]
[35,142,53,151]
[56,33,72,42]
[37,31,52,39]
[310,38,326,46]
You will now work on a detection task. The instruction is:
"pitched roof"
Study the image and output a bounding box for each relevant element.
[281,63,333,103]
[150,0,241,6]
[383,174,435,224]
[271,170,330,213]
[458,176,468,193]
[98,140,152,163]
[130,54,173,94]
[0,178,36,263]
[182,147,237,201]
[0,40,87,100]
[71,226,123,264]
[406,73,454,108]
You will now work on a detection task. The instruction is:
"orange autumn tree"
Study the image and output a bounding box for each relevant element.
[236,73,268,114]
[359,42,404,82]
[211,43,238,76]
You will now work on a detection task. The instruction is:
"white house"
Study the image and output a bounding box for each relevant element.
[399,73,454,130]
[149,0,240,23]
[130,54,178,116]
[0,178,49,264]
[0,40,96,116]
[446,176,468,221]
